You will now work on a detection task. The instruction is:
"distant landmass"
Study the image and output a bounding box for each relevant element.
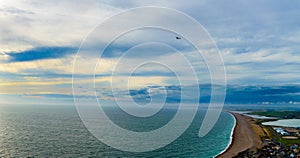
[126,84,300,104]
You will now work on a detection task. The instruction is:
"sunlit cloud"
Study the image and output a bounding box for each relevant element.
[0,0,300,104]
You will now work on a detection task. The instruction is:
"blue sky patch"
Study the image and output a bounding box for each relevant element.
[7,46,77,62]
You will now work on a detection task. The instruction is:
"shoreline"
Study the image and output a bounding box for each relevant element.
[216,112,263,158]
[214,112,236,158]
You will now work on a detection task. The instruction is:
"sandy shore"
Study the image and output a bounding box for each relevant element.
[217,112,264,158]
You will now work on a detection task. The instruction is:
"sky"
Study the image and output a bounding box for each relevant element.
[0,0,300,105]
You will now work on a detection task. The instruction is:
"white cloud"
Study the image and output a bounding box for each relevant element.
[1,0,300,104]
[0,0,122,49]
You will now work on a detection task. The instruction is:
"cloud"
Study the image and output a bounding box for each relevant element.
[0,0,121,51]
[101,84,300,104]
[129,88,151,103]
[1,0,300,104]
[26,93,92,99]
[221,47,300,84]
[7,46,76,62]
[0,7,34,15]
[0,54,116,75]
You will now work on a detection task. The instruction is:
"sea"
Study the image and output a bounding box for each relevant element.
[0,104,235,157]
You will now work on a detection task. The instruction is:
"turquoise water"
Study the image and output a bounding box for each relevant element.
[0,105,234,157]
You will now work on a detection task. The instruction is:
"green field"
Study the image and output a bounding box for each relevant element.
[278,137,300,145]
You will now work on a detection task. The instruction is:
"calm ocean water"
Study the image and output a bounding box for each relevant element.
[262,119,300,128]
[0,105,234,157]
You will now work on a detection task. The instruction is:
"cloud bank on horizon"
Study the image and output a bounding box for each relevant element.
[0,0,300,105]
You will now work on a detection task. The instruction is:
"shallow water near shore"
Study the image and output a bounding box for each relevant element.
[262,119,300,128]
[0,104,234,157]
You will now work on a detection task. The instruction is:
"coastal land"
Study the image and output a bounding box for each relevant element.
[218,111,300,157]
[217,112,264,158]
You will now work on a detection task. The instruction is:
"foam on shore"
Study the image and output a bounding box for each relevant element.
[214,112,236,158]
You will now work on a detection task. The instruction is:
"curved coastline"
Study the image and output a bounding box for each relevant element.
[214,112,236,158]
[216,112,263,158]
